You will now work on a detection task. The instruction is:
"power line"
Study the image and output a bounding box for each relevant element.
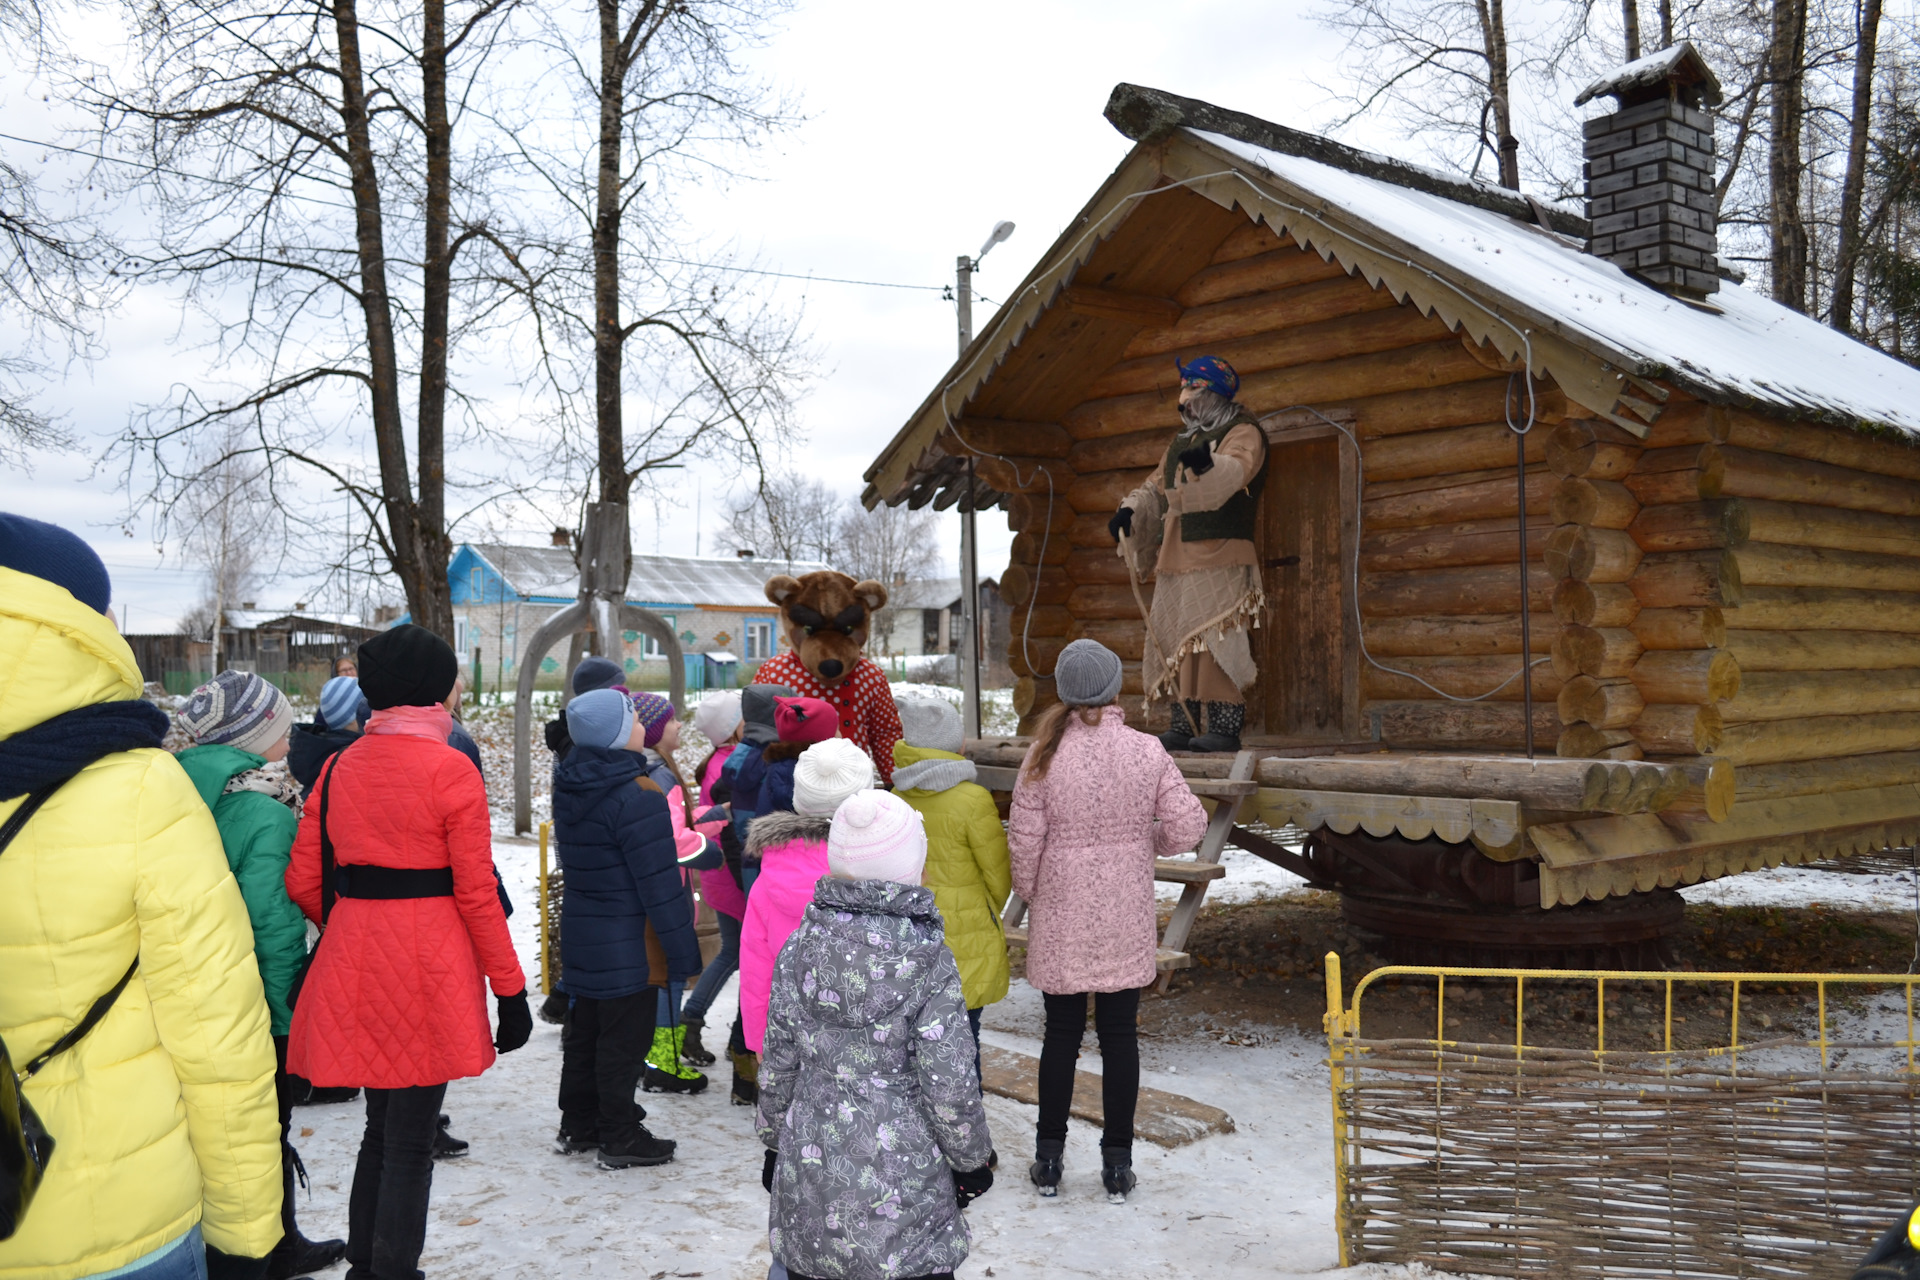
[0,129,971,296]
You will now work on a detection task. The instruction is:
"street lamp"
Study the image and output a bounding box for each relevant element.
[955,220,1014,740]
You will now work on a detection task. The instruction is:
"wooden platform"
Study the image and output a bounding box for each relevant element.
[978,1044,1235,1149]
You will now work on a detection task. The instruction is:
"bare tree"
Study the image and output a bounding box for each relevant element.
[1767,0,1812,310]
[836,500,940,655]
[170,424,279,669]
[1829,0,1885,330]
[725,473,841,564]
[88,0,529,642]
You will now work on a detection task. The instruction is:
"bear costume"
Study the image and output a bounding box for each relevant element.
[750,571,905,786]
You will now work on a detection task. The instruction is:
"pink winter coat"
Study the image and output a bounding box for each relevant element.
[696,749,746,921]
[737,810,832,1052]
[1008,706,1209,993]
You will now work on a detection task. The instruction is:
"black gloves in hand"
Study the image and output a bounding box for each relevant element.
[205,1248,271,1280]
[1178,444,1215,475]
[953,1163,994,1207]
[494,992,532,1053]
[762,1147,779,1192]
[1107,506,1134,543]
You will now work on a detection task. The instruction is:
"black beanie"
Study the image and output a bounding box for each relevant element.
[357,624,460,710]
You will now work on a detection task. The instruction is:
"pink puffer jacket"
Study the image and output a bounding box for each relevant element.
[1008,706,1209,993]
[696,749,746,920]
[737,811,832,1052]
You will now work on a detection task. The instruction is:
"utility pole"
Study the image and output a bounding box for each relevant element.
[955,253,980,740]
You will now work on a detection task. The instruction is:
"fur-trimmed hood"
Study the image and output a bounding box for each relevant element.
[743,809,832,865]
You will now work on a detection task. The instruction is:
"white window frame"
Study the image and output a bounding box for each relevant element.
[745,619,773,661]
[643,614,677,659]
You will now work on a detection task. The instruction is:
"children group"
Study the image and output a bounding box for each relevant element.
[1,513,1212,1280]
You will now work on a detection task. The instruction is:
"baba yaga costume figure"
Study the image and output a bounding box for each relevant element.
[1110,355,1270,753]
[752,572,904,786]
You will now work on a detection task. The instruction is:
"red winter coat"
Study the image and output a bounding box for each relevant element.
[752,651,903,785]
[284,723,524,1088]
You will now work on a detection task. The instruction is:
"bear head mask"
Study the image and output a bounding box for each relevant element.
[764,571,888,688]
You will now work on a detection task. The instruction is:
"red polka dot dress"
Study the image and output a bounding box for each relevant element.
[752,651,904,786]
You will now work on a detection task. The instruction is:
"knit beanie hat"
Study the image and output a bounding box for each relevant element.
[182,670,294,756]
[693,690,742,747]
[319,676,362,731]
[0,512,111,614]
[792,737,875,816]
[357,624,460,710]
[775,696,840,746]
[740,684,794,747]
[630,691,675,749]
[1054,638,1124,706]
[895,695,962,754]
[827,790,927,886]
[565,687,636,751]
[572,655,626,695]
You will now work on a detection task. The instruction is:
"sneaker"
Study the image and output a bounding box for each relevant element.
[1100,1145,1136,1204]
[1029,1140,1064,1198]
[267,1233,347,1280]
[680,1015,716,1066]
[554,1116,599,1154]
[431,1114,468,1160]
[596,1124,676,1169]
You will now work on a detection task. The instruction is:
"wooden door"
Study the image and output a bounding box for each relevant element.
[1257,432,1354,739]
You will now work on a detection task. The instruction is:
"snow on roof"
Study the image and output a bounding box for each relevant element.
[1196,129,1920,439]
[1574,41,1723,107]
[470,544,834,608]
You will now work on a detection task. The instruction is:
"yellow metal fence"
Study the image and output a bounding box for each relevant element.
[1323,952,1920,1279]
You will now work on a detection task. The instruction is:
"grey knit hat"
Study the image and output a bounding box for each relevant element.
[182,670,295,756]
[740,683,795,747]
[895,695,962,754]
[1054,638,1123,706]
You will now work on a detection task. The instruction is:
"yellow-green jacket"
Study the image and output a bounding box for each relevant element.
[892,743,1011,1009]
[0,567,282,1280]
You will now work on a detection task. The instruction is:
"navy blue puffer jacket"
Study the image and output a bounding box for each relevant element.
[552,745,701,997]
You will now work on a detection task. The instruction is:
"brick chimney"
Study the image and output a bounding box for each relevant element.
[550,526,572,548]
[1575,41,1723,298]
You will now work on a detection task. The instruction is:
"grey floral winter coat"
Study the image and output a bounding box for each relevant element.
[757,876,993,1280]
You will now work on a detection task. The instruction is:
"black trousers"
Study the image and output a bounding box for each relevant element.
[790,1273,953,1280]
[273,1036,309,1253]
[557,987,658,1136]
[346,1082,448,1280]
[1037,987,1141,1151]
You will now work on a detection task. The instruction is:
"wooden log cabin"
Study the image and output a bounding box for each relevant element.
[861,66,1920,962]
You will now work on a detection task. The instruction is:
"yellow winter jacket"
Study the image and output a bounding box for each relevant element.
[0,568,282,1280]
[892,743,1012,1009]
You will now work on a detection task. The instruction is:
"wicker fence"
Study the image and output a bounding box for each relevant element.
[1325,956,1920,1279]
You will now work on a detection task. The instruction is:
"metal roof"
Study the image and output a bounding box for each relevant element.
[467,544,835,609]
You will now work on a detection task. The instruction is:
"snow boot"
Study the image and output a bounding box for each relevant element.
[1029,1138,1064,1197]
[553,1121,599,1155]
[1158,700,1199,752]
[266,1233,346,1280]
[730,1047,759,1106]
[680,1014,716,1066]
[1189,701,1244,753]
[429,1113,468,1160]
[1100,1145,1137,1204]
[596,1123,676,1169]
[643,1027,709,1093]
[538,990,570,1025]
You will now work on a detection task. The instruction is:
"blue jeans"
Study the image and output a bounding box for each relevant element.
[656,980,685,1029]
[89,1227,205,1280]
[682,911,741,1021]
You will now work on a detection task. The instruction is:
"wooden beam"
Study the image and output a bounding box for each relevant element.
[948,418,1072,459]
[1058,284,1183,328]
[1252,752,1684,814]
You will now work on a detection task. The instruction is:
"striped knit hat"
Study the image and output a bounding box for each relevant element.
[182,670,294,756]
[319,676,362,731]
[631,691,676,749]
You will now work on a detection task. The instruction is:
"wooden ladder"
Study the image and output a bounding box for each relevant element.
[983,750,1258,993]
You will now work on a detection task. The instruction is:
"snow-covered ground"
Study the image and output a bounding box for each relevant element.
[282,835,1364,1279]
[1680,862,1920,914]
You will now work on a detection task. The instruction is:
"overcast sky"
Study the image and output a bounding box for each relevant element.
[2,0,1373,630]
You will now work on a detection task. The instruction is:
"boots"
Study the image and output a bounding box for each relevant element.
[1100,1145,1137,1204]
[680,1014,716,1066]
[553,1117,599,1155]
[268,1143,346,1280]
[643,1026,709,1094]
[1029,1138,1064,1197]
[1158,700,1200,752]
[430,1113,468,1159]
[1189,701,1245,753]
[596,1122,676,1170]
[730,1047,759,1106]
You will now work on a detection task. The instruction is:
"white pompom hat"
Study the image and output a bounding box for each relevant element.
[827,790,927,886]
[793,738,875,816]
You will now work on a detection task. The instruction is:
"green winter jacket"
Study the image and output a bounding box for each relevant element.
[176,744,309,1036]
[892,742,1012,1010]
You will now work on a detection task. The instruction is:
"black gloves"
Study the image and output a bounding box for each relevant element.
[494,992,532,1053]
[1107,506,1134,543]
[1178,444,1215,475]
[205,1249,271,1280]
[954,1163,994,1207]
[762,1147,779,1192]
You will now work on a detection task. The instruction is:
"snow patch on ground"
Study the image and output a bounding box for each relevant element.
[1157,830,1315,908]
[1680,864,1920,915]
[279,836,1380,1278]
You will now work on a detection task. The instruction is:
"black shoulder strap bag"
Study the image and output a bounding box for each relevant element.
[1,783,141,1241]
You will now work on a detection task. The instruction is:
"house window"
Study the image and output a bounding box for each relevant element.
[469,565,483,603]
[644,615,677,659]
[745,620,773,661]
[454,618,469,657]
